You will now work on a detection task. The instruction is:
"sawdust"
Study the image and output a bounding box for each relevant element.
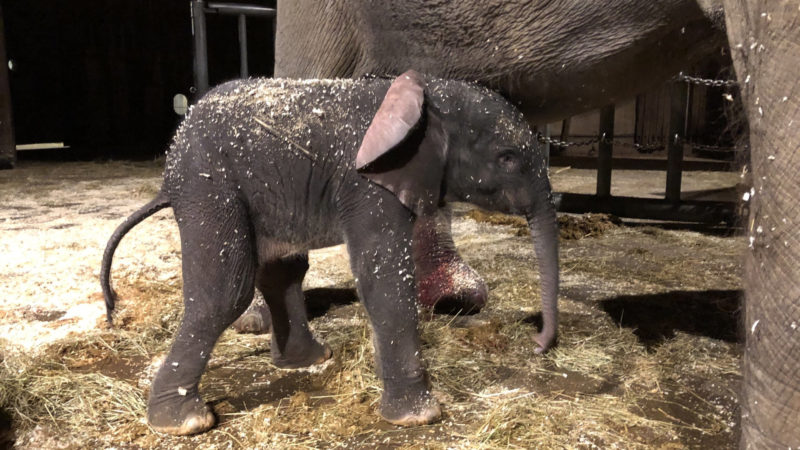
[465,208,622,240]
[1,160,744,448]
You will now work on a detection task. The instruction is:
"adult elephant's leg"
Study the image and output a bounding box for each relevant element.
[274,0,358,79]
[231,289,272,334]
[413,205,488,313]
[724,2,800,447]
[258,253,332,368]
[148,200,256,436]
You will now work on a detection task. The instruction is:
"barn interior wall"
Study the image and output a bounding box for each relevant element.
[2,0,275,160]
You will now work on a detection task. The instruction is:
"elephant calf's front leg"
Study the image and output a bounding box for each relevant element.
[342,190,441,426]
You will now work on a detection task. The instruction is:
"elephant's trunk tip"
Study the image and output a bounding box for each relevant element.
[525,198,559,356]
[534,325,557,354]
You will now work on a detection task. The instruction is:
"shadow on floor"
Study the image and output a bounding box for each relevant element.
[0,408,14,449]
[305,288,359,320]
[598,289,742,347]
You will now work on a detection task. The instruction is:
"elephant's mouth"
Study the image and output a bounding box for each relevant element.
[499,189,532,216]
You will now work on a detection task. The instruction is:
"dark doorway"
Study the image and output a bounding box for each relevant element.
[2,0,275,160]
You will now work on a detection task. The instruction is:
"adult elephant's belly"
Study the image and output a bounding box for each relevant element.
[275,0,727,125]
[499,15,724,124]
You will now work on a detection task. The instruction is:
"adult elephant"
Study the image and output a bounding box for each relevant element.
[266,0,800,446]
[274,0,727,123]
[722,2,799,447]
[264,0,727,313]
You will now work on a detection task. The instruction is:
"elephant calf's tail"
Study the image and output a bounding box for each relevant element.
[101,191,170,325]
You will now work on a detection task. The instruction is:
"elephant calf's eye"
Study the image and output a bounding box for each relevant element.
[497,151,521,172]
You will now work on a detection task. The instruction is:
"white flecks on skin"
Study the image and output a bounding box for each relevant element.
[177,387,188,396]
[751,319,760,335]
[157,75,550,421]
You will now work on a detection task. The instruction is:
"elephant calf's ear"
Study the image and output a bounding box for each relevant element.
[357,70,447,216]
[356,70,425,169]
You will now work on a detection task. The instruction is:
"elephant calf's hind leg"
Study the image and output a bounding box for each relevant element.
[148,202,256,436]
[260,254,332,368]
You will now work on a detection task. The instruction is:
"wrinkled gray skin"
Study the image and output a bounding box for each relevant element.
[274,0,726,123]
[229,0,729,326]
[269,1,800,447]
[101,71,559,435]
[722,2,800,448]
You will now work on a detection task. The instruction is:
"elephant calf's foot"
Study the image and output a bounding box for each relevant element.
[148,394,215,436]
[417,260,488,314]
[272,337,333,369]
[380,378,441,426]
[232,309,271,334]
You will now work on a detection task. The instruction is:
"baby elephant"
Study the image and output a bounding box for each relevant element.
[100,70,559,435]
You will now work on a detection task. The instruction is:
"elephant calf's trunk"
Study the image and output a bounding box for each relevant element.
[526,197,559,353]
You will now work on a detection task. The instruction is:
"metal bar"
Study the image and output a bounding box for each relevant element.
[0,2,15,169]
[553,193,736,225]
[666,82,688,203]
[543,124,551,165]
[549,156,732,172]
[557,118,571,154]
[596,104,615,198]
[238,14,248,78]
[191,0,209,98]
[16,142,70,151]
[206,3,276,17]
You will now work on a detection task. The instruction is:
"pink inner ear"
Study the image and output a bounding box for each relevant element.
[356,70,426,169]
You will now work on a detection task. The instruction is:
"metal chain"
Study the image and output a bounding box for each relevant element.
[539,134,667,152]
[689,142,745,153]
[536,135,600,148]
[537,73,741,154]
[615,140,664,153]
[537,133,741,154]
[674,73,739,88]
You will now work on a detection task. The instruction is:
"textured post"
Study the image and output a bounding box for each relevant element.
[723,1,800,447]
